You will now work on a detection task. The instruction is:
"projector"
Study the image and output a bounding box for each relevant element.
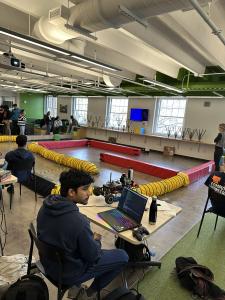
[0,52,25,69]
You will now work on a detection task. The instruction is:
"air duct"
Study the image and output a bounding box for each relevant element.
[189,0,225,45]
[34,0,210,45]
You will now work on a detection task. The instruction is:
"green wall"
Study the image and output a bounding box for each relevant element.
[20,93,44,119]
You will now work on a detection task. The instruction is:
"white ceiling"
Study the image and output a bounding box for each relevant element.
[0,0,224,95]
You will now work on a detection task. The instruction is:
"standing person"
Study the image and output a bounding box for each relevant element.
[214,123,225,171]
[17,109,26,135]
[37,169,128,299]
[44,111,52,134]
[53,116,62,134]
[2,105,11,135]
[10,103,21,134]
[0,106,4,134]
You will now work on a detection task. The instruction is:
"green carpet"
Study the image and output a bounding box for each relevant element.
[139,214,225,300]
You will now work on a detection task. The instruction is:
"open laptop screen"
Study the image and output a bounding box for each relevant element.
[119,188,147,223]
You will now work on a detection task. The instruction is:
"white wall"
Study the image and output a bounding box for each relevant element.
[57,96,72,120]
[88,96,107,127]
[54,95,225,145]
[128,97,156,134]
[184,97,225,143]
[86,95,225,145]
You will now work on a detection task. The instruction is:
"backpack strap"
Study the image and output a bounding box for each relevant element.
[177,264,214,281]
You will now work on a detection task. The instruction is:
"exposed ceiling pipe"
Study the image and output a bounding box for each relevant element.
[189,0,225,45]
[34,0,210,45]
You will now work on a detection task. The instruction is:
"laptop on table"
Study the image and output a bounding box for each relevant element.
[98,188,147,232]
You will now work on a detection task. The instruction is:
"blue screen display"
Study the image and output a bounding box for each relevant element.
[130,108,149,121]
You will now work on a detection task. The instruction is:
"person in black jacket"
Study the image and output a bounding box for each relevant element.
[37,169,128,300]
[5,135,35,193]
[214,123,225,171]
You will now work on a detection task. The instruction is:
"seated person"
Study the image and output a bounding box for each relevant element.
[37,169,128,299]
[5,135,35,192]
[68,115,80,133]
[205,171,225,211]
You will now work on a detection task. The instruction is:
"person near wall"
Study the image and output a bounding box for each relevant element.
[2,105,12,135]
[53,116,62,134]
[37,169,128,300]
[0,106,4,134]
[214,123,225,171]
[68,115,80,133]
[17,109,26,135]
[10,103,21,135]
[44,111,52,134]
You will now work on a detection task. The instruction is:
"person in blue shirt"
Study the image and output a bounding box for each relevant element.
[37,169,128,300]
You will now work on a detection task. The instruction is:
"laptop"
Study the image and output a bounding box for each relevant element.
[98,187,148,232]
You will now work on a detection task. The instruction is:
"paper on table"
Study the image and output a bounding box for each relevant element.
[146,197,177,216]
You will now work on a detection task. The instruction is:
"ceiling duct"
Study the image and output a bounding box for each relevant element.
[33,0,210,45]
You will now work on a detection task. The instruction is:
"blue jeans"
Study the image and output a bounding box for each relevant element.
[74,249,128,291]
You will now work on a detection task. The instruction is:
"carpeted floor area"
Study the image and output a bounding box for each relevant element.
[139,214,225,300]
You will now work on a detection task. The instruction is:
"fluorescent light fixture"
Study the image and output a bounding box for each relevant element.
[0,27,70,56]
[143,79,183,93]
[0,26,121,72]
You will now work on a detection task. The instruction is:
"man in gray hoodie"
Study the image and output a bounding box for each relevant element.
[37,169,128,299]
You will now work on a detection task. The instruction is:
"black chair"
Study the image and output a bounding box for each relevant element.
[8,159,37,209]
[27,223,101,300]
[197,187,225,237]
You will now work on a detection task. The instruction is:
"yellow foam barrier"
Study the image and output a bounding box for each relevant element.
[51,184,61,195]
[27,142,99,175]
[0,135,17,142]
[136,172,190,197]
[51,173,190,196]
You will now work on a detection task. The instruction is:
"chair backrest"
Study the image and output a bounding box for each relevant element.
[28,223,65,285]
[209,188,225,217]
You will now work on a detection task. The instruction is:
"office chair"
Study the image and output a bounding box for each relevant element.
[197,187,225,237]
[8,159,37,209]
[27,223,101,300]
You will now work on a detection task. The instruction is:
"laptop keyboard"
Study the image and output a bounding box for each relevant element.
[100,210,136,232]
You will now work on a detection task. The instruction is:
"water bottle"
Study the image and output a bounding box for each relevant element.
[149,195,157,224]
[128,168,133,180]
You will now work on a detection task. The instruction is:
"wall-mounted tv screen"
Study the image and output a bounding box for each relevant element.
[130,108,149,121]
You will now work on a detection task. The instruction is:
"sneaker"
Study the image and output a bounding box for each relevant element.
[75,287,97,300]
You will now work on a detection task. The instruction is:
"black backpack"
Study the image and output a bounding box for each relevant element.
[175,257,225,300]
[2,274,49,300]
[103,287,145,300]
[115,237,151,262]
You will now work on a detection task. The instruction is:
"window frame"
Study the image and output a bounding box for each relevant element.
[71,96,88,125]
[153,97,187,136]
[44,95,57,118]
[105,97,129,129]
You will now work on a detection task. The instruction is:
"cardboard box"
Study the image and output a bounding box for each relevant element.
[163,146,175,156]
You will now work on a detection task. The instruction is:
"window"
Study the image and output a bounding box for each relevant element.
[44,95,57,117]
[72,97,88,125]
[154,97,187,136]
[106,97,129,129]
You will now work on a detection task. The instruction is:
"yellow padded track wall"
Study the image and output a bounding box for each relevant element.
[27,142,99,175]
[0,136,17,142]
[136,172,190,197]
